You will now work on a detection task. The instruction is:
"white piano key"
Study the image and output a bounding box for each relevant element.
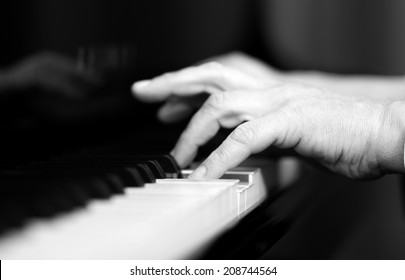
[0,167,268,259]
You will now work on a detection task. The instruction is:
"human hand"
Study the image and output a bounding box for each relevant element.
[187,86,405,180]
[6,52,101,99]
[133,52,280,124]
[132,58,405,179]
[205,52,280,81]
[132,59,284,165]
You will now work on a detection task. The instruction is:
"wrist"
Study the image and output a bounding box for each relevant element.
[376,100,405,174]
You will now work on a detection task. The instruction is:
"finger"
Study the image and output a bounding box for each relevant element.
[189,114,299,179]
[207,52,277,80]
[131,62,224,102]
[131,62,257,102]
[157,89,278,126]
[158,100,194,123]
[168,89,279,165]
[170,95,229,167]
[157,94,208,123]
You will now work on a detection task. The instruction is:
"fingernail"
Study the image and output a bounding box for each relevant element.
[132,80,150,91]
[189,165,207,180]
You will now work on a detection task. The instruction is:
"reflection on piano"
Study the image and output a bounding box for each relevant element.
[0,146,276,259]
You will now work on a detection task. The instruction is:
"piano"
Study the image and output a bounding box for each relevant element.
[0,132,278,259]
[2,120,403,260]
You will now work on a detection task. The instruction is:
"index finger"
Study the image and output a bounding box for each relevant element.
[171,97,223,167]
[131,62,257,102]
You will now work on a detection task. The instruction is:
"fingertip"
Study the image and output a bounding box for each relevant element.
[170,148,181,166]
[130,83,138,95]
[131,80,151,94]
[170,148,185,168]
[170,144,197,169]
[189,164,207,180]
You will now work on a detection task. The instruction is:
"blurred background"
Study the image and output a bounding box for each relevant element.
[2,0,405,74]
[1,0,405,259]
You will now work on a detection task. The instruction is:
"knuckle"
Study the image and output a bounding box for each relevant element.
[203,62,232,89]
[206,92,228,109]
[155,72,175,84]
[206,147,228,168]
[229,123,257,147]
[204,62,226,82]
[203,61,224,71]
[224,51,247,64]
[227,51,244,58]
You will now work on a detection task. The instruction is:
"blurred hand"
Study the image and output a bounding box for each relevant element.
[0,52,122,124]
[132,54,405,179]
[7,52,101,99]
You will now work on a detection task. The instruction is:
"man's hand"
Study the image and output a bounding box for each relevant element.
[133,52,281,124]
[188,85,404,180]
[6,52,101,99]
[132,56,405,179]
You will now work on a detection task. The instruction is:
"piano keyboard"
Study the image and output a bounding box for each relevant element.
[0,152,273,259]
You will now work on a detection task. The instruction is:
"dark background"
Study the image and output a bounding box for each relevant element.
[2,0,405,74]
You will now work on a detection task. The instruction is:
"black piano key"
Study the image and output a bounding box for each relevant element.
[44,184,76,213]
[153,154,182,178]
[0,151,179,235]
[141,160,166,179]
[1,170,111,214]
[127,155,182,177]
[81,177,112,199]
[0,167,122,233]
[5,180,57,218]
[122,167,145,187]
[28,163,147,187]
[28,189,63,217]
[93,167,140,187]
[48,159,166,180]
[118,155,181,178]
[134,163,155,183]
[55,169,124,195]
[52,153,181,178]
[103,174,125,194]
[63,182,89,207]
[3,179,77,218]
[83,166,144,187]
